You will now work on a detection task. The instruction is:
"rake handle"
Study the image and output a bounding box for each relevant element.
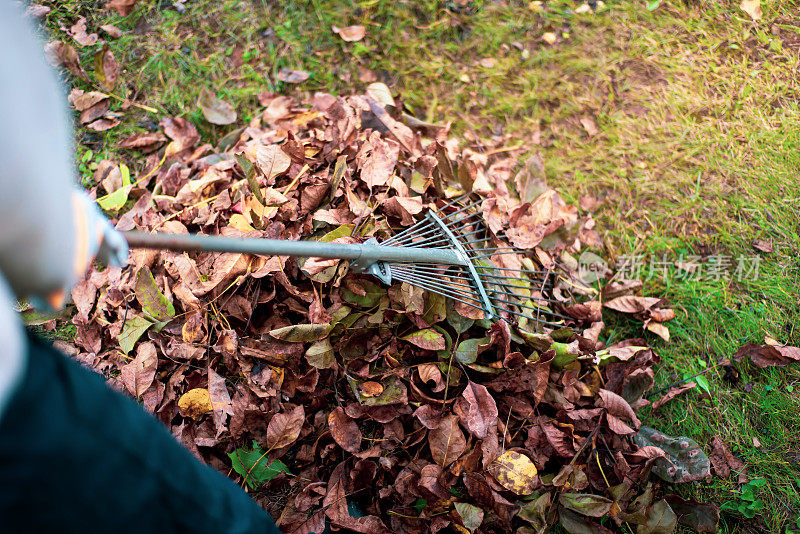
[123,231,465,266]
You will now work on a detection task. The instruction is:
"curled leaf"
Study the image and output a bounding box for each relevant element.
[332,25,366,42]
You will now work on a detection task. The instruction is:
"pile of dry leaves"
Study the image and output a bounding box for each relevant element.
[47,81,727,534]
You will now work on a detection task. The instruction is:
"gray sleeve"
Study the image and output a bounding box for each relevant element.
[0,2,78,299]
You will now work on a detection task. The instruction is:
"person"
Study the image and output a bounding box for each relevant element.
[0,3,280,533]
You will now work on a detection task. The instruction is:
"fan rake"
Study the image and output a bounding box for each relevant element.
[124,195,574,331]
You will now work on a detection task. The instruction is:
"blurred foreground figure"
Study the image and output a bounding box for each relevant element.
[0,4,279,533]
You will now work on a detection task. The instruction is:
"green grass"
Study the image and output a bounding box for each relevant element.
[37,0,800,530]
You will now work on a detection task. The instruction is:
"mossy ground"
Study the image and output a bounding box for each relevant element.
[40,0,800,530]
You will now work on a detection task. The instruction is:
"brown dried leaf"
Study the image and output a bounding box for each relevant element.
[118,132,167,151]
[161,117,200,151]
[119,342,157,397]
[604,296,662,314]
[244,144,292,179]
[332,25,366,42]
[277,69,310,83]
[597,389,641,430]
[198,87,237,125]
[69,17,98,47]
[266,405,305,450]
[106,0,137,16]
[709,436,748,483]
[429,414,467,467]
[456,381,498,439]
[44,40,87,79]
[734,342,800,368]
[208,368,234,436]
[328,407,362,453]
[651,382,695,411]
[100,24,123,38]
[580,117,599,136]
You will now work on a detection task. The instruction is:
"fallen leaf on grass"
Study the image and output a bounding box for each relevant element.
[580,117,599,136]
[734,342,800,368]
[94,46,119,91]
[332,25,366,42]
[651,382,695,410]
[632,426,711,483]
[709,436,748,483]
[26,4,50,17]
[198,87,237,125]
[276,69,310,84]
[44,40,87,79]
[542,32,557,45]
[69,17,98,47]
[100,24,123,38]
[106,0,137,16]
[604,295,662,314]
[752,239,773,253]
[645,320,670,342]
[740,0,762,20]
[118,132,167,151]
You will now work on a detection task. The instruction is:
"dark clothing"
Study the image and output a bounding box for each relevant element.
[0,333,280,534]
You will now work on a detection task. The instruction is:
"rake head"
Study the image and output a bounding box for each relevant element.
[358,195,575,331]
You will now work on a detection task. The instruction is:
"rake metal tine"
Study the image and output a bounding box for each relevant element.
[391,275,484,308]
[487,295,575,323]
[492,306,567,330]
[393,273,479,301]
[389,268,476,290]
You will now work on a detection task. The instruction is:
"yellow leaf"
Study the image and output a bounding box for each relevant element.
[489,450,538,495]
[228,213,255,233]
[178,388,213,419]
[740,0,761,20]
[292,110,322,126]
[542,32,557,45]
[645,321,670,342]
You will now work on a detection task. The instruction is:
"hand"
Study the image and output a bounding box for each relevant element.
[73,190,129,269]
